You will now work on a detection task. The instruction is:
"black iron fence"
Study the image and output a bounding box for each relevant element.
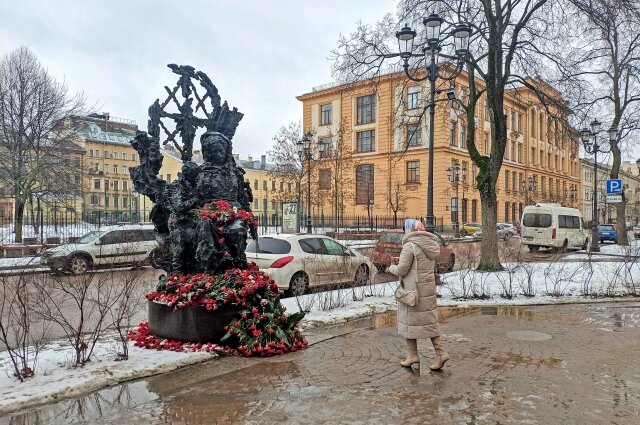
[1,209,456,245]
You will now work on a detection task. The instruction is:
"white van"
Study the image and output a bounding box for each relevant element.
[520,203,588,252]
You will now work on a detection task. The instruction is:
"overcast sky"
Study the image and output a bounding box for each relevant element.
[1,0,394,158]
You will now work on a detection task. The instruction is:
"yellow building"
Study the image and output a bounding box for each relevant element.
[73,113,141,223]
[236,154,296,228]
[297,71,581,229]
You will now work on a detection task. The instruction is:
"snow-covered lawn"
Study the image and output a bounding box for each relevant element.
[3,257,639,415]
[0,338,214,415]
[0,256,40,268]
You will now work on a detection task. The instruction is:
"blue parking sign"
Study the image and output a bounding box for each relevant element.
[606,179,623,194]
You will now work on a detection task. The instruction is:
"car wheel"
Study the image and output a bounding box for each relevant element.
[288,272,309,297]
[149,249,162,269]
[374,263,387,273]
[559,239,568,253]
[69,255,89,275]
[446,253,455,272]
[459,229,468,237]
[528,245,539,253]
[354,264,370,285]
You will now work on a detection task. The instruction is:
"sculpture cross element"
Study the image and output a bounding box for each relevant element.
[147,64,244,162]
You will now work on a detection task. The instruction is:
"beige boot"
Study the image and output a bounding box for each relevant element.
[429,336,450,370]
[400,338,419,367]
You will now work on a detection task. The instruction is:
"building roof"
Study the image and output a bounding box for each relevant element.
[72,114,138,148]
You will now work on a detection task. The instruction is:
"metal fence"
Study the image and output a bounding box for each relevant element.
[1,209,456,245]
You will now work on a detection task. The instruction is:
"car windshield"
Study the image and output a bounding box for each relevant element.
[378,232,404,244]
[76,231,102,244]
[245,237,291,254]
[600,225,615,231]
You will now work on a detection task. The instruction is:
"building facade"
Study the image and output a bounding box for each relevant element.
[580,158,640,225]
[297,72,581,228]
[73,113,141,223]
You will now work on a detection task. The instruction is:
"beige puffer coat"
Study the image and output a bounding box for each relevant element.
[389,231,441,339]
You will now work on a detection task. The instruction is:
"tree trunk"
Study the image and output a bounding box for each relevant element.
[14,201,24,243]
[478,177,502,271]
[616,199,628,245]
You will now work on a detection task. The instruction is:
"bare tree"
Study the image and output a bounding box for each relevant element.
[331,1,570,271]
[389,181,407,228]
[0,47,86,242]
[565,1,640,245]
[268,122,304,230]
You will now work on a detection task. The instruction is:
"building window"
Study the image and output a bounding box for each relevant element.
[471,165,477,187]
[104,150,109,159]
[131,154,136,162]
[90,193,99,205]
[450,125,457,146]
[406,160,420,183]
[123,181,128,190]
[460,125,466,148]
[113,180,119,191]
[484,133,490,154]
[114,197,119,208]
[319,136,332,157]
[472,199,478,222]
[407,86,421,109]
[122,166,127,174]
[122,197,128,208]
[93,179,101,189]
[272,180,276,191]
[530,110,536,138]
[484,102,490,120]
[517,113,522,132]
[512,173,516,193]
[505,202,510,222]
[263,180,267,190]
[113,151,119,160]
[355,164,374,205]
[254,180,258,190]
[356,94,375,125]
[356,130,375,153]
[321,104,332,125]
[122,152,127,161]
[512,203,517,222]
[105,196,110,208]
[539,112,545,141]
[89,150,93,157]
[407,124,421,146]
[505,171,510,191]
[462,198,468,223]
[319,169,331,190]
[104,164,109,173]
[517,144,522,163]
[280,181,284,191]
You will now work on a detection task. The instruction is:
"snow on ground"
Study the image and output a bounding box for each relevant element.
[0,256,40,268]
[566,240,640,259]
[0,338,213,416]
[3,257,640,414]
[0,223,97,245]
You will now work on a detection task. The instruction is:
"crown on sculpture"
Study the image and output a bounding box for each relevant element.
[147,64,244,162]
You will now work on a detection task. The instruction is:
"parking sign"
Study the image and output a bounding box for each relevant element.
[606,179,622,194]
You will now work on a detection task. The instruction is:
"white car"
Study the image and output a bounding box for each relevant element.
[245,234,372,296]
[40,224,159,275]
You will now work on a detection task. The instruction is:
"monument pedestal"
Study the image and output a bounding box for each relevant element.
[148,301,239,344]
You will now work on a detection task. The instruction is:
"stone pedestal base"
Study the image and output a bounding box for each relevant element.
[148,301,239,344]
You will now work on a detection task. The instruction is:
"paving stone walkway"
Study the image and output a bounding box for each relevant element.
[5,302,640,424]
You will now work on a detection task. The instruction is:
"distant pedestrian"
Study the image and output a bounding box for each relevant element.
[389,219,450,370]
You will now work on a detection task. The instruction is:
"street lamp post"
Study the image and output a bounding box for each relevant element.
[389,14,471,232]
[446,162,467,237]
[297,132,325,234]
[581,119,617,253]
[520,176,537,206]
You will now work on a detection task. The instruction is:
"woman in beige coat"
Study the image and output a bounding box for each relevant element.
[389,219,449,370]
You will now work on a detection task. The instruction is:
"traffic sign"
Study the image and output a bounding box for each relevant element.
[606,179,623,194]
[606,194,622,203]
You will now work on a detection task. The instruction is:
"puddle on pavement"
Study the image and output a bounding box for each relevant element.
[5,302,640,423]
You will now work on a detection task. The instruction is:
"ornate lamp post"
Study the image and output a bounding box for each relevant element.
[389,15,471,232]
[520,176,537,206]
[297,132,325,234]
[446,162,467,237]
[581,119,617,253]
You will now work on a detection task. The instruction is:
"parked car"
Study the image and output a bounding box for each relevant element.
[520,203,588,252]
[473,223,517,240]
[633,225,640,239]
[372,230,455,274]
[245,234,372,296]
[459,223,481,237]
[597,224,618,244]
[40,224,159,275]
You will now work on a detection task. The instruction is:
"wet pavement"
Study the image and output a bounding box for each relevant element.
[4,302,640,424]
